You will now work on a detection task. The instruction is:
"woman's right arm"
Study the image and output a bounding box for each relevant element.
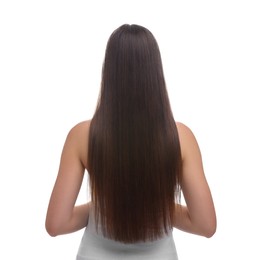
[173,122,216,238]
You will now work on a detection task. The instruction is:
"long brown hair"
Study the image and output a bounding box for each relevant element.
[88,24,182,243]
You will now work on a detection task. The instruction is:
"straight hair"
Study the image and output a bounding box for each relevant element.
[88,24,182,243]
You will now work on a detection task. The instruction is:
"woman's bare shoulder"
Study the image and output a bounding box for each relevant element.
[66,120,91,141]
[175,121,200,159]
[176,121,196,140]
[70,120,91,134]
[66,120,91,168]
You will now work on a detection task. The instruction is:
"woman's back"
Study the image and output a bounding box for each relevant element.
[70,120,179,259]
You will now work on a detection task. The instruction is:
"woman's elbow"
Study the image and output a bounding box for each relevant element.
[204,226,216,238]
[45,219,61,237]
[202,219,217,238]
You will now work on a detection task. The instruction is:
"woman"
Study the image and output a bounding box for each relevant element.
[45,24,216,259]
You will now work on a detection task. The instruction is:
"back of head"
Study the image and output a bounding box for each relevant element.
[88,24,182,243]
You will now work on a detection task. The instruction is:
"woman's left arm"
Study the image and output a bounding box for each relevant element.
[45,122,90,236]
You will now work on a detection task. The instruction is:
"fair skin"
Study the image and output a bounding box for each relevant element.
[173,122,216,237]
[45,120,216,237]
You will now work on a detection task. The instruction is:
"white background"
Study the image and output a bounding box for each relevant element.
[0,1,263,259]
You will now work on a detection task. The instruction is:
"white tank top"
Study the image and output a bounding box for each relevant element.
[76,205,178,260]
